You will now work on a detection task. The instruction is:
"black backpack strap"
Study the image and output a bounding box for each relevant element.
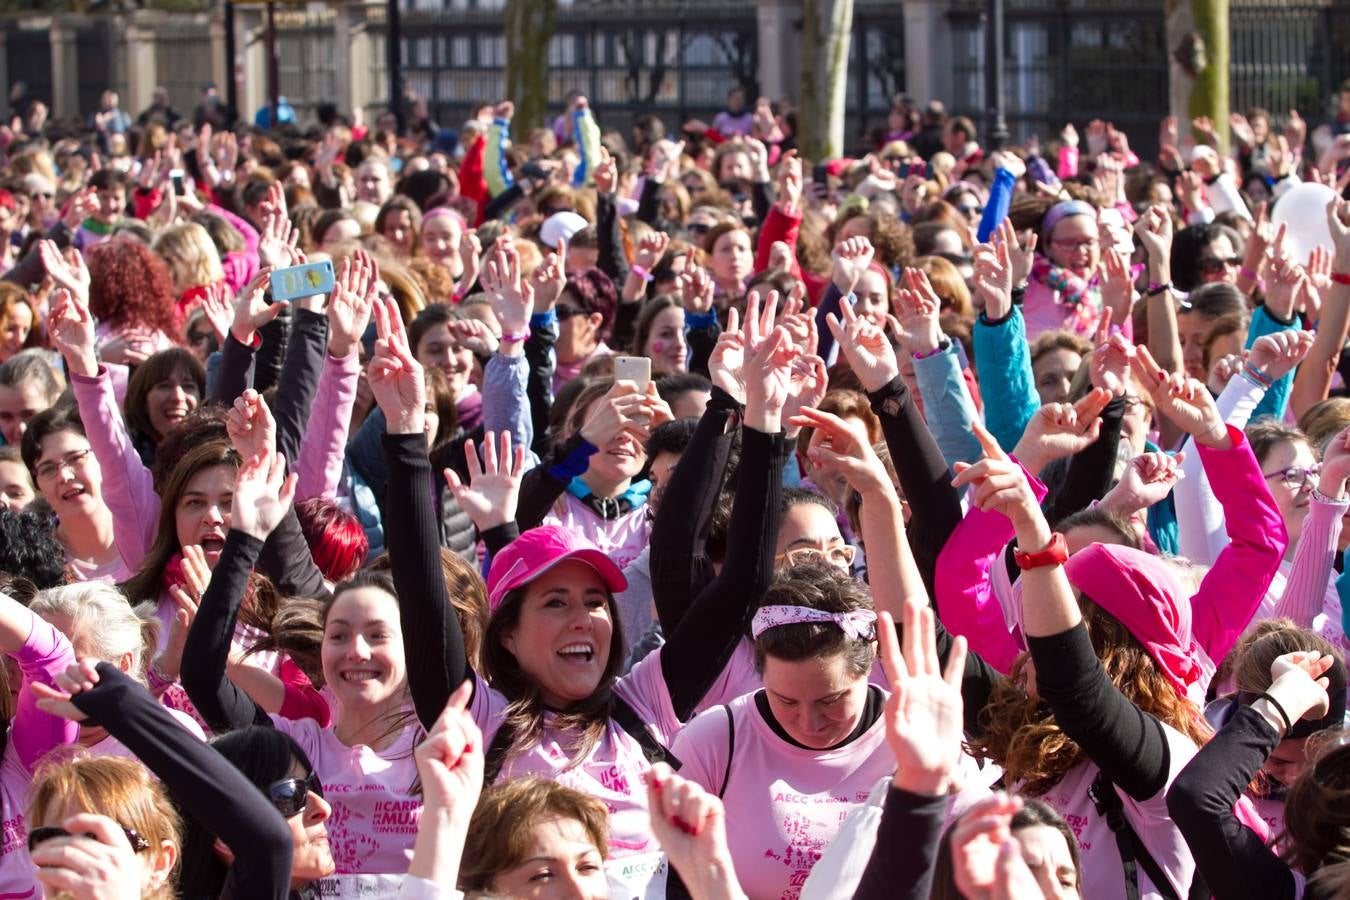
[1088,770,1182,900]
[610,693,681,770]
[718,705,735,798]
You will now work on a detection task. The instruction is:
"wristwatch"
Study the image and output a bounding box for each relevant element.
[1013,532,1069,570]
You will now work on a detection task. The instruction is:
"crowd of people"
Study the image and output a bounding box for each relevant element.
[1,72,1350,900]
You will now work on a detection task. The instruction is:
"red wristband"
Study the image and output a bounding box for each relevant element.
[1013,532,1069,570]
[1330,272,1350,287]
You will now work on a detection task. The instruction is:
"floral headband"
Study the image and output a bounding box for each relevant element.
[750,605,878,641]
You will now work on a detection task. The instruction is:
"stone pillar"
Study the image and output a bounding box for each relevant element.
[209,7,228,100]
[348,5,375,120]
[124,13,158,116]
[240,6,268,122]
[903,0,954,105]
[49,17,79,120]
[756,0,801,103]
[333,2,358,117]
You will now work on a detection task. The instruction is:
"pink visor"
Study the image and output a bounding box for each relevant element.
[486,525,627,613]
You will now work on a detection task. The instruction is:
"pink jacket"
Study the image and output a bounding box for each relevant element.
[935,428,1286,687]
[936,459,1048,673]
[70,366,161,572]
[296,349,361,502]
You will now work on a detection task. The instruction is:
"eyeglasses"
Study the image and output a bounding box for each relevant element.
[686,223,712,236]
[1264,463,1320,491]
[1051,237,1099,252]
[1199,255,1243,275]
[268,770,323,818]
[28,192,53,200]
[28,825,150,854]
[775,544,857,569]
[35,448,92,482]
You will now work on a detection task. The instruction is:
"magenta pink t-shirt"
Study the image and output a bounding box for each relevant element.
[670,689,987,900]
[0,741,37,900]
[271,713,422,890]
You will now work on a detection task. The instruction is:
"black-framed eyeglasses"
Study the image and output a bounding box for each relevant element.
[554,303,583,320]
[28,825,151,854]
[268,770,323,818]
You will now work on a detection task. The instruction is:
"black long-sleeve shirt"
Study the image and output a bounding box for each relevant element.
[650,387,741,634]
[72,663,294,900]
[1043,395,1125,527]
[851,787,947,900]
[1167,705,1304,900]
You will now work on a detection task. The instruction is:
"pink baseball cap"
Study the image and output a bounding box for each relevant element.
[486,525,627,613]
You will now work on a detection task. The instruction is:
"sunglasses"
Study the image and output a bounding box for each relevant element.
[268,770,323,818]
[29,192,53,200]
[28,825,150,854]
[1199,255,1242,275]
[687,223,712,236]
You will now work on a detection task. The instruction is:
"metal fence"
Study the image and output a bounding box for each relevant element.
[274,8,338,122]
[152,15,215,116]
[949,0,1350,159]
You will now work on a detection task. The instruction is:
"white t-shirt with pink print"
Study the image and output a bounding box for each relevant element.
[272,713,422,900]
[671,688,989,900]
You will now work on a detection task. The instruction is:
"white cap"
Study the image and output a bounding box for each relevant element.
[539,211,589,249]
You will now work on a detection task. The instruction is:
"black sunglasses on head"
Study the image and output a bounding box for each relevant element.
[268,770,323,818]
[28,825,150,854]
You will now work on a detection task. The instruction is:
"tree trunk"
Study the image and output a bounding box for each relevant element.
[504,0,556,131]
[1166,0,1229,151]
[798,0,854,161]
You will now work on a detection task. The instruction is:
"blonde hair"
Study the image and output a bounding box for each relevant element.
[29,584,159,685]
[152,223,224,294]
[29,754,181,899]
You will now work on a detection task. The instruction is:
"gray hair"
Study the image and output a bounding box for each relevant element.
[30,583,159,684]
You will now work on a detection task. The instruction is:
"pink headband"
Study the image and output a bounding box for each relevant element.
[751,605,878,641]
[422,207,466,229]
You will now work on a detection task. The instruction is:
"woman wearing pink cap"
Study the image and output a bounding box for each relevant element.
[388,307,804,893]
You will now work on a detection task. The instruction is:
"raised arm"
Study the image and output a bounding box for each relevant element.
[0,590,79,772]
[369,295,475,729]
[48,663,294,899]
[1290,198,1350,419]
[660,327,805,718]
[47,286,160,571]
[971,221,1040,452]
[1166,652,1333,900]
[181,408,297,733]
[1272,424,1350,628]
[827,300,963,602]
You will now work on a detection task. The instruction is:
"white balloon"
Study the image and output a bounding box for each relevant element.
[1271,182,1336,261]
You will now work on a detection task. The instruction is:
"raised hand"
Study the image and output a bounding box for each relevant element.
[891,268,943,357]
[743,326,796,434]
[972,225,1014,319]
[1101,450,1186,518]
[767,240,794,274]
[633,230,670,274]
[444,431,526,531]
[955,421,1051,535]
[1098,247,1135,325]
[458,230,483,290]
[231,266,282,346]
[1326,196,1350,271]
[367,296,426,436]
[1319,424,1350,500]
[39,239,90,305]
[593,146,618,195]
[1264,651,1335,731]
[328,250,378,358]
[677,267,715,314]
[195,282,234,345]
[448,318,499,358]
[1285,109,1307,150]
[1131,345,1231,448]
[529,239,567,313]
[1247,329,1314,382]
[30,659,101,722]
[1208,353,1244,395]
[1011,388,1113,474]
[61,187,98,230]
[579,380,652,448]
[31,812,151,900]
[708,307,747,402]
[481,238,535,341]
[879,602,966,795]
[231,438,297,542]
[825,297,900,393]
[225,389,276,466]
[46,287,98,378]
[776,149,803,213]
[831,235,875,295]
[257,183,297,270]
[1134,204,1173,271]
[1089,309,1134,396]
[415,680,483,815]
[645,763,740,899]
[951,793,1044,900]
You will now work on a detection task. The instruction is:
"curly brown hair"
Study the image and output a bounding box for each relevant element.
[87,238,180,336]
[969,598,1211,796]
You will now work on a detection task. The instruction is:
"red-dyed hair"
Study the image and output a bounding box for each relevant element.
[87,238,180,337]
[295,496,368,583]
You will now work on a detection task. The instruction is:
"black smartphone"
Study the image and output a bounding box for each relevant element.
[812,164,829,185]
